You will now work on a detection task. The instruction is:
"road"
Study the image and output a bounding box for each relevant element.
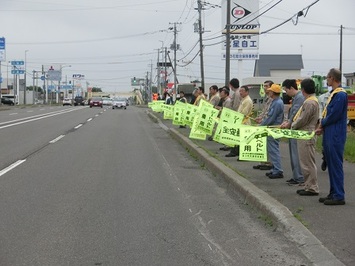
[0,105,309,265]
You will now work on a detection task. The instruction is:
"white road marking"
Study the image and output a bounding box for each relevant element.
[74,124,83,129]
[95,114,99,117]
[40,109,45,111]
[27,110,33,113]
[0,160,26,177]
[9,113,18,115]
[49,135,65,143]
[87,118,93,122]
[208,244,213,251]
[0,108,84,129]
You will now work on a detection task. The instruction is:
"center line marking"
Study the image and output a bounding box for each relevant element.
[74,124,83,129]
[49,135,65,143]
[87,118,93,122]
[0,160,26,177]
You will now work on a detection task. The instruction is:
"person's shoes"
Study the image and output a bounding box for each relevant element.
[268,173,284,179]
[225,152,237,157]
[298,190,319,196]
[321,160,327,171]
[319,195,332,203]
[179,125,186,128]
[259,165,272,170]
[287,179,303,186]
[296,189,305,194]
[265,172,273,177]
[208,136,213,141]
[323,199,345,205]
[219,146,231,151]
[253,164,272,170]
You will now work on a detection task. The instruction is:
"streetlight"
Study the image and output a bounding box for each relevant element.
[24,50,29,105]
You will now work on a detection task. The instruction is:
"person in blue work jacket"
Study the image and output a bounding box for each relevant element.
[315,68,347,205]
[261,84,285,179]
[280,79,305,185]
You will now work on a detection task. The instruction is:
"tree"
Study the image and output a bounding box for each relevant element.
[91,87,102,92]
[27,86,43,94]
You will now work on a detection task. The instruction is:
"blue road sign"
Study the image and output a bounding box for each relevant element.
[0,37,5,49]
[41,76,45,81]
[11,61,24,66]
[11,70,25,74]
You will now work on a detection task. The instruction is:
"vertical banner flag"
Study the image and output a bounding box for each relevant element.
[172,101,186,126]
[183,104,199,127]
[194,100,219,135]
[239,126,267,162]
[214,108,244,146]
[162,104,174,120]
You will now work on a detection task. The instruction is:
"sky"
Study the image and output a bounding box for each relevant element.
[1,0,355,93]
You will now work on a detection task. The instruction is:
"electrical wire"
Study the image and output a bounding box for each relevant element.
[238,0,284,25]
[261,0,320,34]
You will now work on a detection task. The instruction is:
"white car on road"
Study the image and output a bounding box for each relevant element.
[112,98,127,109]
[63,98,72,106]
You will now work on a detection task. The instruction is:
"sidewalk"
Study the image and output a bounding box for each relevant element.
[148,110,354,266]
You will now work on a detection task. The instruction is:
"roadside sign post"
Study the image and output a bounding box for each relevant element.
[0,37,5,103]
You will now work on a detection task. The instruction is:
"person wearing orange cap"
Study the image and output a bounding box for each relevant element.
[260,84,285,179]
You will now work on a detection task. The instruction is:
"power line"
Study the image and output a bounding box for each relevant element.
[261,0,320,34]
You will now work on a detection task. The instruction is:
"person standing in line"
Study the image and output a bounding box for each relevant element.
[179,91,187,103]
[190,89,198,104]
[280,79,305,186]
[193,87,206,106]
[255,80,274,124]
[178,91,187,128]
[315,68,347,205]
[215,87,233,151]
[291,78,320,196]
[260,84,285,179]
[207,85,220,141]
[253,80,274,170]
[215,86,233,111]
[164,91,173,104]
[209,85,220,107]
[229,78,241,112]
[225,78,241,157]
[318,88,331,171]
[225,85,253,157]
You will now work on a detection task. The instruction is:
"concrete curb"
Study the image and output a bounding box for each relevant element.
[147,110,345,266]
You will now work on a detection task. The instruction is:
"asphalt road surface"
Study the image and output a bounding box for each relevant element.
[0,105,309,265]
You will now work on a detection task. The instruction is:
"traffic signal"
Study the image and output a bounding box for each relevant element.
[133,77,136,83]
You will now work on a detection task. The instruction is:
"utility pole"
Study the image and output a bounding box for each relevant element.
[339,25,343,79]
[196,0,205,89]
[156,48,160,95]
[150,60,153,100]
[24,50,29,105]
[225,0,231,85]
[164,47,167,91]
[169,22,181,96]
